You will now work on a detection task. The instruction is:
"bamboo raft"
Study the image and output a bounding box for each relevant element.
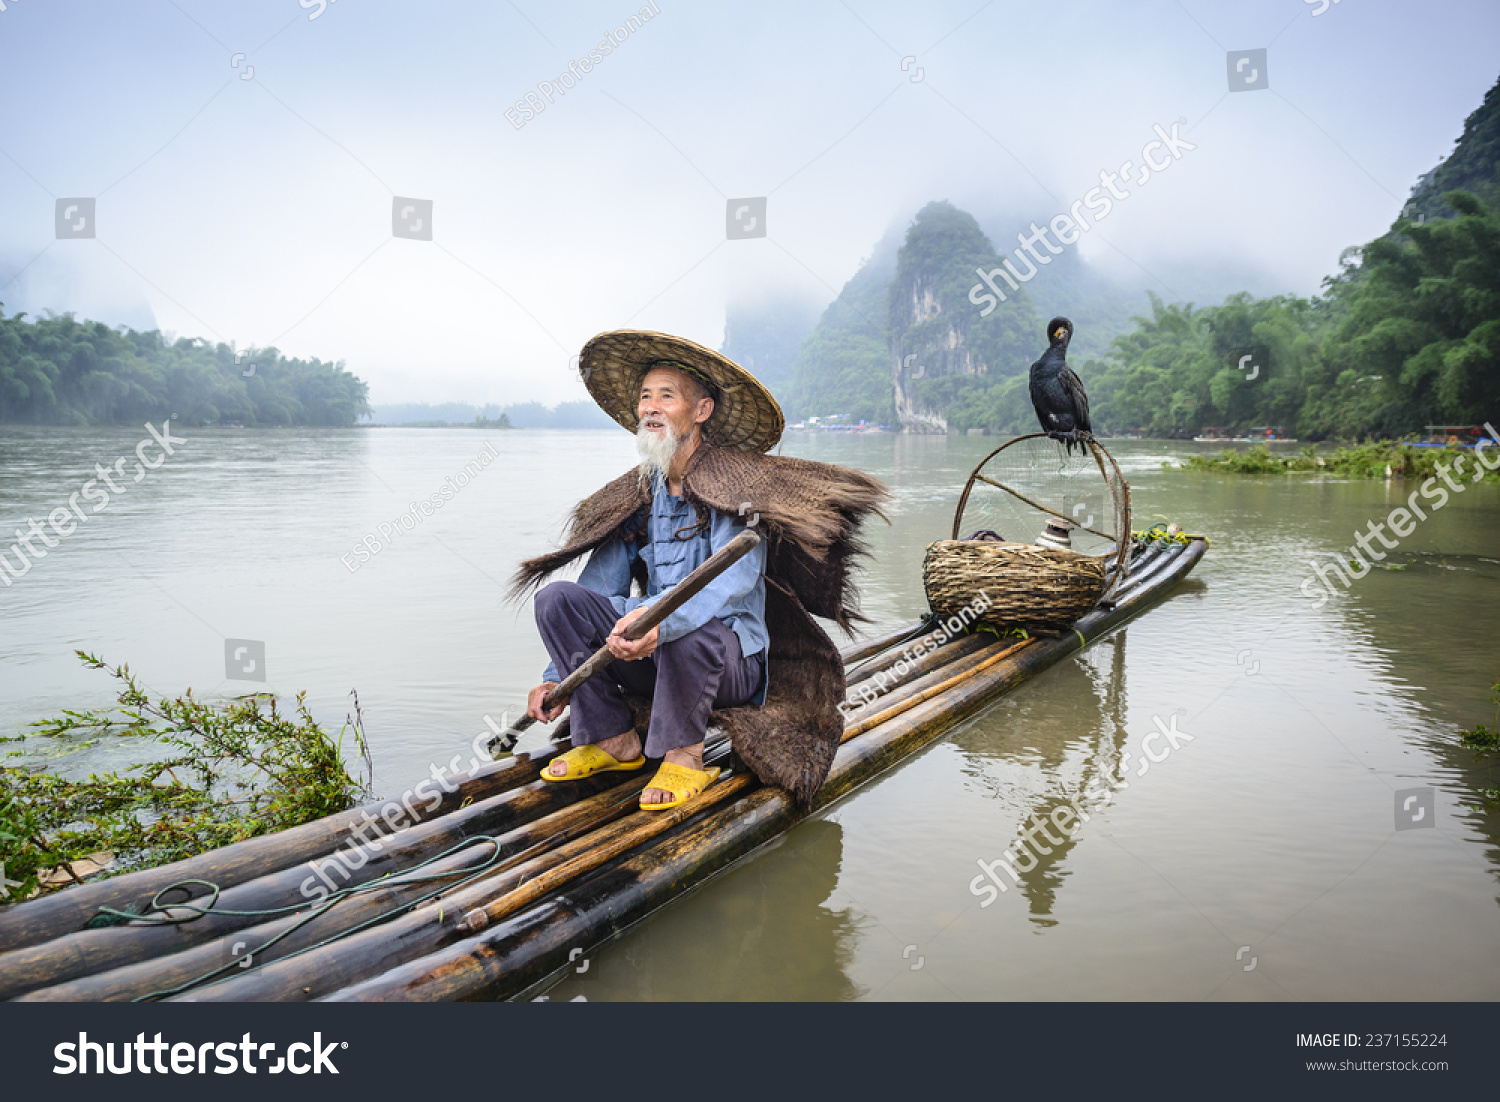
[0,536,1206,1003]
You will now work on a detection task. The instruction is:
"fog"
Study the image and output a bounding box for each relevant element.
[1,0,1495,406]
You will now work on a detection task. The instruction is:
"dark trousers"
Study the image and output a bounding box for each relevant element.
[534,581,764,757]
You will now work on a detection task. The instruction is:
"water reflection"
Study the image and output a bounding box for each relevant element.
[955,632,1132,927]
[544,819,859,1001]
[1305,549,1500,887]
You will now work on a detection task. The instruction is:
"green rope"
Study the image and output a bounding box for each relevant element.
[119,772,674,1002]
[123,834,507,1002]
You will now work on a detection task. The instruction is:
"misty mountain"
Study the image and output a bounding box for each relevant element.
[891,202,1040,433]
[718,295,822,404]
[781,222,904,426]
[781,200,1142,431]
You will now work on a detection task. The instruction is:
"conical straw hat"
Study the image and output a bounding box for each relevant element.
[578,329,784,453]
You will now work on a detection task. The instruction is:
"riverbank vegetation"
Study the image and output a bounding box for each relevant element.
[0,307,370,427]
[0,653,371,900]
[1180,440,1500,481]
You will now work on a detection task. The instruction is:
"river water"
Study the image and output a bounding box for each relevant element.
[2,426,1497,1001]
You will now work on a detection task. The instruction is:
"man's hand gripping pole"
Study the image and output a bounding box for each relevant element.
[488,529,763,756]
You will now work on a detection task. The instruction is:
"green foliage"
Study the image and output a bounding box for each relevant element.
[1180,444,1292,474]
[1085,98,1499,443]
[1459,678,1500,806]
[1304,187,1500,438]
[1085,290,1323,437]
[1099,78,1500,439]
[0,308,370,426]
[889,201,1041,383]
[0,652,371,901]
[1179,440,1500,481]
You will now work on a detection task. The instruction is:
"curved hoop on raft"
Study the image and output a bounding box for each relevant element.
[507,443,890,805]
[949,433,1131,578]
[936,433,1131,623]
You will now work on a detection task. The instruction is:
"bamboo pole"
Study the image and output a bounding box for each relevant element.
[1108,542,1183,597]
[840,638,1038,742]
[163,745,744,1002]
[454,774,756,935]
[15,776,656,1003]
[0,742,569,956]
[838,621,926,665]
[4,766,653,1002]
[842,636,1014,730]
[844,631,990,692]
[324,786,793,1003]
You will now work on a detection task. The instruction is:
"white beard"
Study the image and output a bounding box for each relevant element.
[636,420,681,488]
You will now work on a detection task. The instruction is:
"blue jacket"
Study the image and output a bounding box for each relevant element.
[543,472,769,703]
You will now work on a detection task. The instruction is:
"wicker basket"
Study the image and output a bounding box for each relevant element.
[922,539,1108,632]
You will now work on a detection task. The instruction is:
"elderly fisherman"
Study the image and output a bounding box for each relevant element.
[515,331,888,809]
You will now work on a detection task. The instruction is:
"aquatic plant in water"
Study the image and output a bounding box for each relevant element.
[1459,679,1500,808]
[0,652,372,901]
[1179,440,1500,481]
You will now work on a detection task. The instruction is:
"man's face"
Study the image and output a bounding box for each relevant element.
[637,367,713,441]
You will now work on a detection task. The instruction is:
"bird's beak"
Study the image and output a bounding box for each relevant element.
[1054,328,1066,340]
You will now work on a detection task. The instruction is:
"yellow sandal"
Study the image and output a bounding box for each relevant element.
[639,762,721,811]
[540,744,647,782]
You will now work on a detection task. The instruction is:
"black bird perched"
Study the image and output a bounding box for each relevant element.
[1029,316,1091,455]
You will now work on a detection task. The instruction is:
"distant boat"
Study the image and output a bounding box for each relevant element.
[1414,424,1497,448]
[1193,426,1296,443]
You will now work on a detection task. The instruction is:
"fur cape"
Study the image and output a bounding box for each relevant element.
[511,442,889,803]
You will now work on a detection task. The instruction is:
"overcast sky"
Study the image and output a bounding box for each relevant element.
[1,0,1496,407]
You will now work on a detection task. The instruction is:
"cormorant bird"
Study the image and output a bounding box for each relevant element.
[1029,316,1091,455]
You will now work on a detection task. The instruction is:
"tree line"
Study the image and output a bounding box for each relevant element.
[0,308,370,427]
